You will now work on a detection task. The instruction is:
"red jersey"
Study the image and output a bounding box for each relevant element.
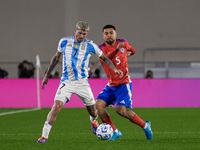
[99,39,136,87]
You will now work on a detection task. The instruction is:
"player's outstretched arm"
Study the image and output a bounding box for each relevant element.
[99,53,123,78]
[106,42,125,59]
[41,51,62,89]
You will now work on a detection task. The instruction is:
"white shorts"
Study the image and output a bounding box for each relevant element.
[54,78,95,106]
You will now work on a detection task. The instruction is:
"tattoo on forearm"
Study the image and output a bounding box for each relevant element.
[46,55,59,76]
[102,56,116,70]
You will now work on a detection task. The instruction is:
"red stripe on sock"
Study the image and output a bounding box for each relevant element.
[130,114,146,128]
[101,115,117,131]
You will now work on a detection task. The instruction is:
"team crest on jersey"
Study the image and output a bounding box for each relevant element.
[74,43,79,48]
[120,48,125,53]
[81,44,86,50]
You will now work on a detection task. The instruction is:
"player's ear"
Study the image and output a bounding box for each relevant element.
[75,29,78,33]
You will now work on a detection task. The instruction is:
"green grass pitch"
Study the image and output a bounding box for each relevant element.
[0,107,200,150]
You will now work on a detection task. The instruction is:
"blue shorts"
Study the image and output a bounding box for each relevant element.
[97,83,133,108]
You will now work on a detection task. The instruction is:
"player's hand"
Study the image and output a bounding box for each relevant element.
[126,51,133,57]
[41,76,48,89]
[117,42,125,50]
[114,69,123,78]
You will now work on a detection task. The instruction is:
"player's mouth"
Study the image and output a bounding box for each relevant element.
[107,38,113,41]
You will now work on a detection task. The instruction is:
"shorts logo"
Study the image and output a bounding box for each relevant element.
[120,48,125,53]
[65,97,70,103]
[120,100,125,104]
[57,90,61,95]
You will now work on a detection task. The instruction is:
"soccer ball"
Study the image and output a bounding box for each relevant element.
[96,123,113,140]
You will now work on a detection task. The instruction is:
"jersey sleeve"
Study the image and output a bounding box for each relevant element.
[91,43,103,57]
[57,37,69,53]
[57,38,64,52]
[124,40,136,54]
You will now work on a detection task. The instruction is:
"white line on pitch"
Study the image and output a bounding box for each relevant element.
[0,108,41,116]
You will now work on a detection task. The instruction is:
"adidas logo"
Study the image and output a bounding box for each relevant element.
[120,100,125,104]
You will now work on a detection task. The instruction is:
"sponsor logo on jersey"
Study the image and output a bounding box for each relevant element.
[67,44,72,47]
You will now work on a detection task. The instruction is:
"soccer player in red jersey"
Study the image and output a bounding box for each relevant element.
[93,25,153,140]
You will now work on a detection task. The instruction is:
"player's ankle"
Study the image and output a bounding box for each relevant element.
[143,123,147,129]
[90,115,98,122]
[114,129,118,132]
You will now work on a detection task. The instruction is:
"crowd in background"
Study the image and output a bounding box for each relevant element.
[0,61,154,79]
[0,67,8,78]
[18,60,35,78]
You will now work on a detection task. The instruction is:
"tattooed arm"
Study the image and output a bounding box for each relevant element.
[99,53,123,78]
[42,51,62,89]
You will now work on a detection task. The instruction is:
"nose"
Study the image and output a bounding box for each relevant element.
[107,33,112,37]
[80,34,85,39]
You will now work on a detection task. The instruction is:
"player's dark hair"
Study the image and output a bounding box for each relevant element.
[102,25,116,32]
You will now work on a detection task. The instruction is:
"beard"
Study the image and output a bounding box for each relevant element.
[106,38,115,45]
[76,37,84,43]
[77,38,83,43]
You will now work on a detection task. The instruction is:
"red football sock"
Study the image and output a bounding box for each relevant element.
[130,114,146,128]
[101,115,117,131]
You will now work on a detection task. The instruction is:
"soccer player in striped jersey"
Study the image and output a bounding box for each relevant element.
[94,25,153,140]
[37,21,123,143]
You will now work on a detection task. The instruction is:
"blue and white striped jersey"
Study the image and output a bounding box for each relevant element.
[57,36,102,81]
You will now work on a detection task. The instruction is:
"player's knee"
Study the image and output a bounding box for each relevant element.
[96,99,106,110]
[95,103,100,110]
[52,101,63,111]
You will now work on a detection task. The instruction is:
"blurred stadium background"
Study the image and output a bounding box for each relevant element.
[0,0,200,79]
[1,1,200,149]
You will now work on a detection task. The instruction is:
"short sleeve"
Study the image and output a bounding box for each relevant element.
[57,38,63,52]
[124,40,132,50]
[124,41,136,54]
[91,43,103,57]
